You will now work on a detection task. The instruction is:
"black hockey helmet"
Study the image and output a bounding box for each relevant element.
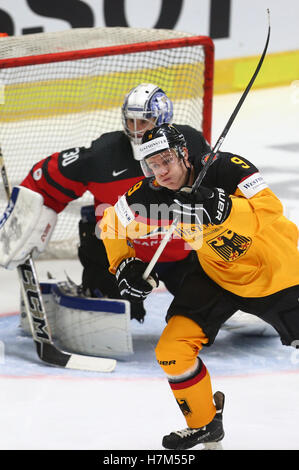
[139,124,187,176]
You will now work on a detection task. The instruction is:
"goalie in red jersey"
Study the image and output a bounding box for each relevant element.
[0,84,210,324]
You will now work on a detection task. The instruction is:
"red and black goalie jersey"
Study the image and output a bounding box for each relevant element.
[21,125,210,263]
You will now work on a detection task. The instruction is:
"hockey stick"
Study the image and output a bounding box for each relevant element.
[143,9,271,281]
[0,151,116,372]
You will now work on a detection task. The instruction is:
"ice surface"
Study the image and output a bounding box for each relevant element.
[0,86,299,451]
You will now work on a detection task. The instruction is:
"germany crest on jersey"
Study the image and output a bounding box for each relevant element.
[207,230,252,262]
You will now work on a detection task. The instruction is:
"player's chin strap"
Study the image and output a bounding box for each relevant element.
[142,9,271,282]
[0,149,116,372]
[182,158,192,186]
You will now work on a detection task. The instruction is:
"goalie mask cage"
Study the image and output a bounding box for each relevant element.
[0,27,214,259]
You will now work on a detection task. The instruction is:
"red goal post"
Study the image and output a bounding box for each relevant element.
[0,27,214,258]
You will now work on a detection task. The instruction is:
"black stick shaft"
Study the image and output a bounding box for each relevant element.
[192,9,271,192]
[143,10,271,279]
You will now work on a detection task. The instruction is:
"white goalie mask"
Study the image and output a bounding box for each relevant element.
[121,83,173,155]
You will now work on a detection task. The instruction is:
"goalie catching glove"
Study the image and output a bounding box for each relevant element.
[116,257,159,303]
[174,186,232,226]
[0,186,57,269]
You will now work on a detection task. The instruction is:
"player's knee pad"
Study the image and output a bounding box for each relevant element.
[155,315,209,376]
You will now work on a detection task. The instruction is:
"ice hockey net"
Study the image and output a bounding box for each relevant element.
[0,27,214,259]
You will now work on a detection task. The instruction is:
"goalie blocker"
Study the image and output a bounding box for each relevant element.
[20,280,133,358]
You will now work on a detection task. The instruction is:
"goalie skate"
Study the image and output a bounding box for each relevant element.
[162,391,225,450]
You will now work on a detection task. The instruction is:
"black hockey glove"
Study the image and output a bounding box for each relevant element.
[174,186,232,225]
[115,258,159,303]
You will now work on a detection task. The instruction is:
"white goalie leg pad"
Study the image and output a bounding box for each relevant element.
[20,281,57,336]
[0,186,57,269]
[52,283,133,358]
[222,310,278,337]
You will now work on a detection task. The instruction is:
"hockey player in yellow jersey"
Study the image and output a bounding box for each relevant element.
[100,124,299,449]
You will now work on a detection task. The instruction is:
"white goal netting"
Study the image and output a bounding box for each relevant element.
[0,27,214,258]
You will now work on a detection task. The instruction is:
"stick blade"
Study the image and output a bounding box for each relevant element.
[66,353,116,372]
[36,341,116,372]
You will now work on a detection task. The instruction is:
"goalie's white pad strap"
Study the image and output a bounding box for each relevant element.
[0,186,57,269]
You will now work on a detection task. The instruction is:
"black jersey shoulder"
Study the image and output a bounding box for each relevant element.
[125,177,173,207]
[193,151,260,195]
[57,131,144,184]
[173,123,211,162]
[123,177,178,225]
